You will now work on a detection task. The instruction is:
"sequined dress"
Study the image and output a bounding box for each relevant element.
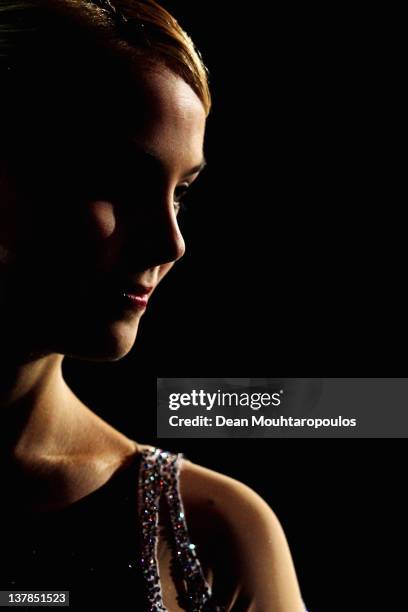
[137,446,224,611]
[0,447,223,611]
[0,446,308,611]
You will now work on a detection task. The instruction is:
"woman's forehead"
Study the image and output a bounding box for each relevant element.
[122,67,206,173]
[127,65,206,128]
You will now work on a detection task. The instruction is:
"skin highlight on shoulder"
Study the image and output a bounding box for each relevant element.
[177,458,306,612]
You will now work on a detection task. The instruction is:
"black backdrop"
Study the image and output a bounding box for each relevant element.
[63,3,403,610]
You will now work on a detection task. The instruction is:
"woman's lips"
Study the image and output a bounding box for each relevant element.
[122,292,149,309]
[120,285,153,310]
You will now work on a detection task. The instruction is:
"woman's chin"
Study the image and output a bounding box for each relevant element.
[105,318,141,361]
[63,317,141,362]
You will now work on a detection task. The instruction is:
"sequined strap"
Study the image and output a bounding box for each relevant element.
[138,447,166,611]
[138,447,219,612]
[161,452,215,611]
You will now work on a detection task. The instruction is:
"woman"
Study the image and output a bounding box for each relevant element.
[0,1,307,610]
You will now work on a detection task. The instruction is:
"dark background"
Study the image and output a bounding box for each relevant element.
[64,3,403,610]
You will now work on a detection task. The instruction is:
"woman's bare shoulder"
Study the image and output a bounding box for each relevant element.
[179,457,306,612]
[136,445,274,517]
[180,456,274,515]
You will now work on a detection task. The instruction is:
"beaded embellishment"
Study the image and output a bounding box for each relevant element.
[137,447,225,612]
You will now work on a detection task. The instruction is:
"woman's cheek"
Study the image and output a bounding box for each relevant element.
[86,200,117,240]
[158,261,175,281]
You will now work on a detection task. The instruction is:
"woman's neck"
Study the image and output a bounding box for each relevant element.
[0,354,74,461]
[0,352,139,510]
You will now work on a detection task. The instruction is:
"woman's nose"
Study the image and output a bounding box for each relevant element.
[152,213,186,265]
[122,198,186,269]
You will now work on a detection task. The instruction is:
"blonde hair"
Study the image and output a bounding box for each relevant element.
[0,0,211,115]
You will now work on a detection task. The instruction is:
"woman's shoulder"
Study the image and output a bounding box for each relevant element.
[180,455,275,519]
[137,446,288,544]
[137,445,275,522]
[132,445,305,609]
[178,455,292,561]
[177,455,306,611]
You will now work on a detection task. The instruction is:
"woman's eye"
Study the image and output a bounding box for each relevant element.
[174,184,189,203]
[173,184,190,213]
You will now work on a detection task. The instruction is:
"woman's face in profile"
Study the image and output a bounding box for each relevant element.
[0,64,206,361]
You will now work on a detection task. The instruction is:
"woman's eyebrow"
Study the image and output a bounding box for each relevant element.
[181,158,207,179]
[125,141,207,179]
